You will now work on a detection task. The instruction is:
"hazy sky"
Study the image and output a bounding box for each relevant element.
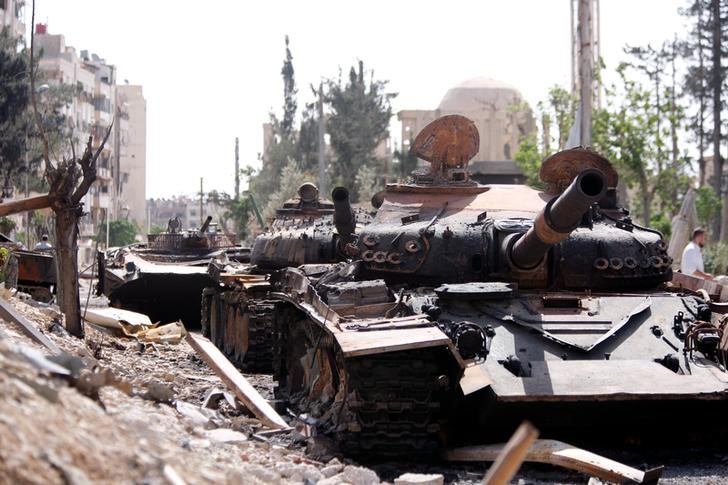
[31,0,687,198]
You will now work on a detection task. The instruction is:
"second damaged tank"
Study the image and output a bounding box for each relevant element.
[259,115,728,456]
[201,183,371,371]
[98,216,247,327]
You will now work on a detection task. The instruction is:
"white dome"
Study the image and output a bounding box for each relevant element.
[438,76,525,112]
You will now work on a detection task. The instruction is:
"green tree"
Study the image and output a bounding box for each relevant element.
[249,36,300,209]
[592,64,662,225]
[545,85,576,150]
[325,60,395,201]
[0,29,75,199]
[280,35,297,138]
[101,219,138,247]
[513,132,544,187]
[511,85,571,188]
[149,224,166,235]
[393,141,418,182]
[262,159,313,219]
[695,185,722,227]
[0,28,31,199]
[681,0,712,186]
[354,163,381,208]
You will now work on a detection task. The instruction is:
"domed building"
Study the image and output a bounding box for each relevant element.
[398,77,535,183]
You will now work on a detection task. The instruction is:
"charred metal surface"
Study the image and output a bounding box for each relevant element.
[100,217,246,328]
[199,184,374,372]
[16,250,56,302]
[202,286,275,372]
[243,116,728,457]
[509,169,607,269]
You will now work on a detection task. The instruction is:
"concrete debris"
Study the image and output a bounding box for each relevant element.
[203,427,248,444]
[143,380,176,403]
[0,292,395,484]
[320,465,380,485]
[201,387,238,410]
[75,367,132,401]
[275,462,325,482]
[321,462,345,478]
[162,464,186,485]
[175,400,216,427]
[5,341,71,376]
[393,473,445,485]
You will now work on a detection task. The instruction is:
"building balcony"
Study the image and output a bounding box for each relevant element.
[97,166,111,181]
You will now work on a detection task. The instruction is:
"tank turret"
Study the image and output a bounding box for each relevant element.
[250,183,372,269]
[348,115,671,289]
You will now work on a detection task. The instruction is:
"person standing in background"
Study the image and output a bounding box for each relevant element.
[681,228,713,280]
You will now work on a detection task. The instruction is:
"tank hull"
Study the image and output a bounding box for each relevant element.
[263,266,728,456]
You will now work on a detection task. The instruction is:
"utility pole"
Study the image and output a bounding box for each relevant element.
[199,177,204,227]
[317,82,327,195]
[578,0,593,146]
[234,137,240,200]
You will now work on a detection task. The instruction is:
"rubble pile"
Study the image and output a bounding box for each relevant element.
[0,293,417,484]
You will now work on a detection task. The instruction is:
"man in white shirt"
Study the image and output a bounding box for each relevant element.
[681,228,713,280]
[34,234,53,252]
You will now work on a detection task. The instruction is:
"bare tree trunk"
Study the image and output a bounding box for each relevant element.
[542,113,551,155]
[29,0,112,337]
[641,175,652,226]
[698,1,706,186]
[54,205,83,336]
[711,0,723,239]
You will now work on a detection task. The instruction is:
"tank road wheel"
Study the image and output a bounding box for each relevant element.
[275,311,460,458]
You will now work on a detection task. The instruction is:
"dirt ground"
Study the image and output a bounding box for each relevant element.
[0,285,726,485]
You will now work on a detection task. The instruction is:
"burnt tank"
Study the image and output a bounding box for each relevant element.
[262,115,728,457]
[201,183,371,371]
[98,216,247,328]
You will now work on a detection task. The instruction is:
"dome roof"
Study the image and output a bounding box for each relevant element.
[438,76,524,112]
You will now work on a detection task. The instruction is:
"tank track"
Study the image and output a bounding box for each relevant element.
[342,349,453,457]
[241,300,275,373]
[275,309,456,457]
[201,288,276,374]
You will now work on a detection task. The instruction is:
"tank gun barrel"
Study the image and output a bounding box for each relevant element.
[332,187,356,250]
[197,216,213,237]
[510,169,607,270]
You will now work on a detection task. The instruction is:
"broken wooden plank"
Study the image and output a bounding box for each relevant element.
[185,332,288,429]
[483,422,539,485]
[335,326,450,358]
[0,194,54,217]
[0,297,61,354]
[445,439,663,484]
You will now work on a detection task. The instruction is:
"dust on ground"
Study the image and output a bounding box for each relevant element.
[1,285,727,484]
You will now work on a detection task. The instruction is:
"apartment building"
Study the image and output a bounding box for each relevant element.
[0,0,25,42]
[33,25,146,262]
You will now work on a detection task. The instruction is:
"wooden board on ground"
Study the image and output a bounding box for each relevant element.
[83,307,153,329]
[0,297,60,354]
[483,422,539,485]
[185,332,288,430]
[445,439,663,484]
